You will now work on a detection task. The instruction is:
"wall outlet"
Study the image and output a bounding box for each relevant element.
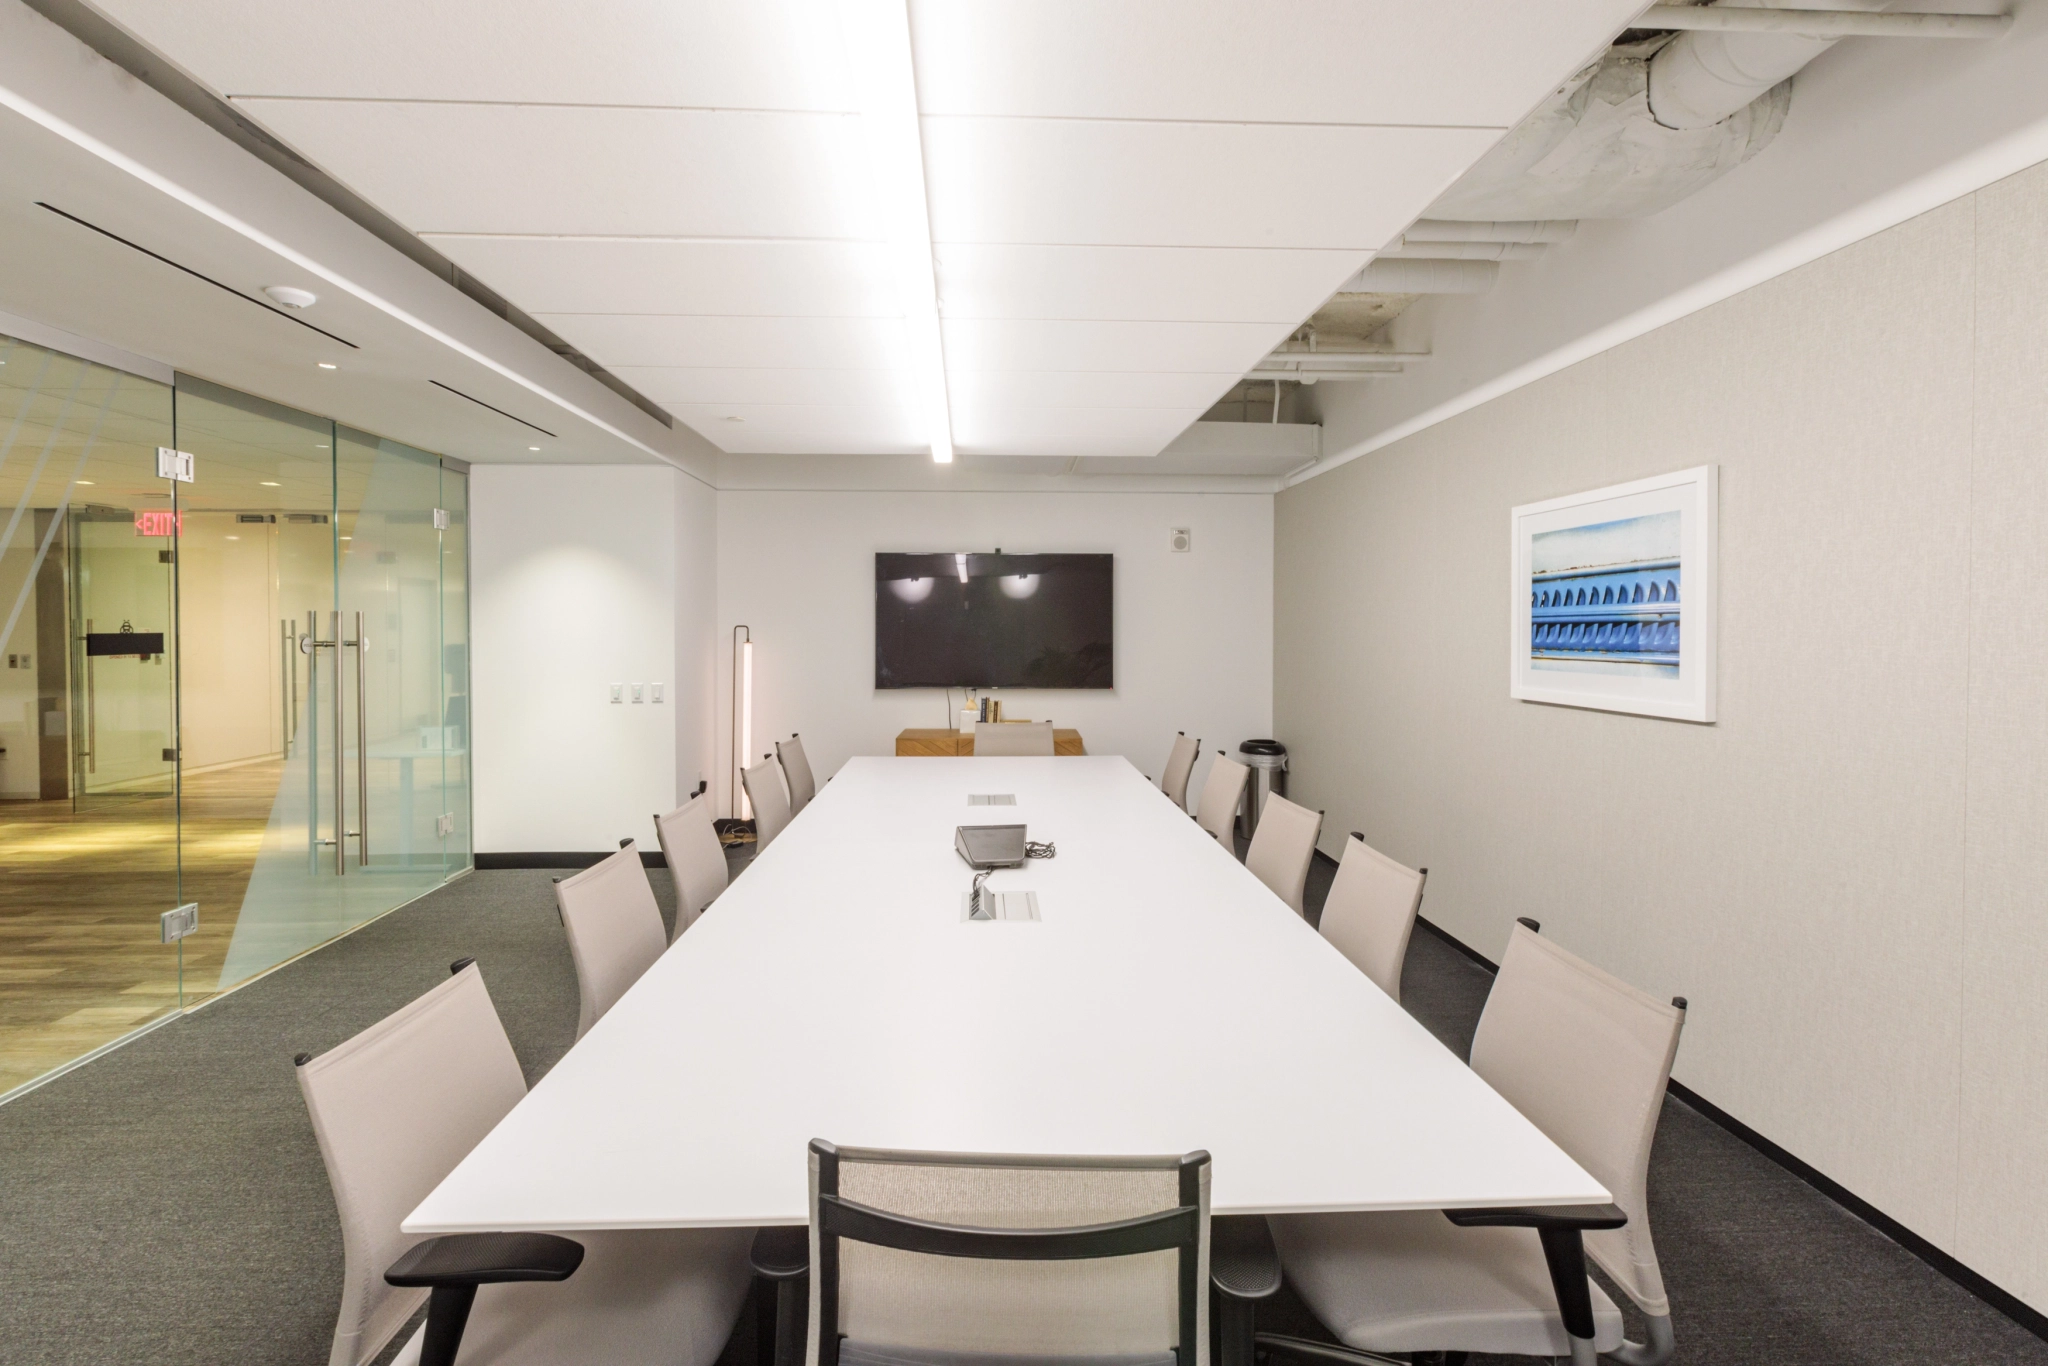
[609,683,623,704]
[160,903,198,943]
[1170,526,1192,552]
[631,683,645,703]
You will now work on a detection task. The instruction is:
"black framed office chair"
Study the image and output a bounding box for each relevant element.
[742,755,793,849]
[654,792,729,940]
[807,1140,1212,1366]
[776,734,817,815]
[296,960,752,1366]
[1261,921,1686,1366]
[553,841,668,1038]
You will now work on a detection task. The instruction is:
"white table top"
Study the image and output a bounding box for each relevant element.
[407,756,1607,1233]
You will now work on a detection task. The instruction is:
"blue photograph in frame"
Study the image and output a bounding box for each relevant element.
[1511,466,1716,722]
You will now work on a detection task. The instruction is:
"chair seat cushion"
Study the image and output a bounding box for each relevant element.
[1269,1210,1624,1357]
[390,1227,751,1366]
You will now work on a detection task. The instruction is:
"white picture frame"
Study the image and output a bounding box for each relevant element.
[1510,465,1717,723]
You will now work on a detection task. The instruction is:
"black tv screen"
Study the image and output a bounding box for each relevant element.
[876,552,1113,689]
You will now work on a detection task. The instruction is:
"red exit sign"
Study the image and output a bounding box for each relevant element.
[134,510,182,538]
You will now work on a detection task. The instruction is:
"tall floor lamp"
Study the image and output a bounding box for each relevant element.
[730,625,753,821]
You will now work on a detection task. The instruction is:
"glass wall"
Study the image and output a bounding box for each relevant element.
[0,338,179,1094]
[0,338,472,1097]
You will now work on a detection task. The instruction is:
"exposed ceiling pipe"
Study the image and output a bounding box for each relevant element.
[1342,258,1500,293]
[1647,0,1893,130]
[1403,219,1579,244]
[1385,240,1549,261]
[1637,5,2011,37]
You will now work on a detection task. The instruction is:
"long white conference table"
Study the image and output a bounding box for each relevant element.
[407,755,1606,1236]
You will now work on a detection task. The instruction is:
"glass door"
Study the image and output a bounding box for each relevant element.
[0,337,181,1095]
[336,427,462,890]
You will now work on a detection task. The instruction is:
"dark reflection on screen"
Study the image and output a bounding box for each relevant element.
[875,552,1113,689]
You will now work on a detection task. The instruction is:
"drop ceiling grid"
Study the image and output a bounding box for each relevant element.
[80,0,1651,459]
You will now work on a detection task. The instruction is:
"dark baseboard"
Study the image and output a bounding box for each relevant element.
[1410,912,2048,1344]
[475,850,667,870]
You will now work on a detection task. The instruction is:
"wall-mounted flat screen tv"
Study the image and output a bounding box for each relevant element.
[876,552,1113,689]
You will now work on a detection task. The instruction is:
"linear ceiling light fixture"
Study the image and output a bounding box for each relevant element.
[835,0,954,463]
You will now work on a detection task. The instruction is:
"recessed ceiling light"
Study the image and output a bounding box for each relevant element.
[723,415,744,423]
[340,535,351,541]
[837,0,953,464]
[225,535,240,541]
[259,480,281,487]
[528,445,540,452]
[317,362,338,370]
[75,479,94,485]
[265,285,318,309]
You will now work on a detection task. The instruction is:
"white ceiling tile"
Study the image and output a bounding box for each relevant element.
[922,119,1501,250]
[531,315,911,372]
[948,370,1244,410]
[233,101,873,238]
[954,405,1205,455]
[426,237,898,318]
[90,0,857,109]
[944,319,1285,375]
[935,244,1365,323]
[910,0,1646,126]
[670,399,916,437]
[609,367,894,407]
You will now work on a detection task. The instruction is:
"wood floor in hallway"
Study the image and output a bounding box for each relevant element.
[0,761,277,1093]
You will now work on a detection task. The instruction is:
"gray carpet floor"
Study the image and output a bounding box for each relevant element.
[0,853,2042,1366]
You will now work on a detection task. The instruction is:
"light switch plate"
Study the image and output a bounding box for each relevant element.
[651,683,665,703]
[631,683,644,703]
[610,684,623,704]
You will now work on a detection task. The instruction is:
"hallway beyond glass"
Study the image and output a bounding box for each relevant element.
[0,337,471,1097]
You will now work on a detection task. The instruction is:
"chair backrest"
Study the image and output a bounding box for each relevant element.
[743,755,793,849]
[974,720,1055,756]
[778,734,817,815]
[1192,754,1249,846]
[554,843,668,1038]
[1242,793,1322,915]
[807,1141,1209,1366]
[298,963,528,1366]
[653,792,728,941]
[1159,732,1199,811]
[1317,834,1426,1002]
[1470,923,1686,1319]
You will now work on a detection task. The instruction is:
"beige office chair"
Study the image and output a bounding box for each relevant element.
[1193,753,1250,846]
[777,734,817,815]
[1242,794,1322,916]
[554,842,668,1038]
[653,793,727,941]
[296,961,752,1366]
[743,755,792,850]
[1265,921,1686,1366]
[1317,833,1427,1002]
[974,719,1055,756]
[1159,731,1200,812]
[806,1141,1212,1366]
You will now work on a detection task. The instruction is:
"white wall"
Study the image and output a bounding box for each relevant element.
[472,463,687,852]
[713,490,1273,815]
[1274,161,2048,1310]
[674,470,719,801]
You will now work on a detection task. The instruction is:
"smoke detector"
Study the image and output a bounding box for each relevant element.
[263,285,317,309]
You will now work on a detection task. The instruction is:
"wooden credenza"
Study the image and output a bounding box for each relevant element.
[896,728,1086,756]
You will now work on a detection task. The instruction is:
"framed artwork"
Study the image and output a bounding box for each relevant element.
[1510,465,1716,723]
